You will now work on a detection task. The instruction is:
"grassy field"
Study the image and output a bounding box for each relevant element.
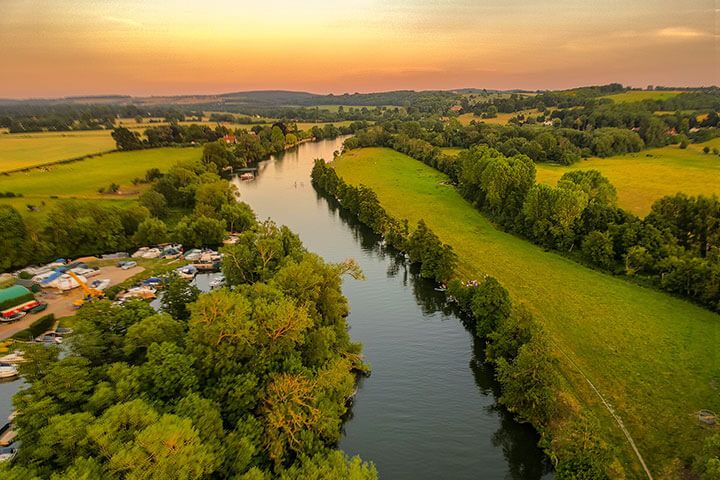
[0,130,116,172]
[457,109,540,126]
[536,140,720,216]
[333,147,720,479]
[0,147,201,217]
[603,91,682,103]
[440,147,463,156]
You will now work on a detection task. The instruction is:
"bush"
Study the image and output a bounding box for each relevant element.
[13,313,55,340]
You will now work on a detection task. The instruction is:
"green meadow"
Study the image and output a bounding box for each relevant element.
[602,90,682,103]
[333,147,720,478]
[536,140,720,216]
[0,147,201,217]
[0,130,116,172]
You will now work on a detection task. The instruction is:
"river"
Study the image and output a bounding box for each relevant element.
[232,136,552,479]
[0,137,552,478]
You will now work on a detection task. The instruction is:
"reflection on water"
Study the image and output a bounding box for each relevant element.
[235,137,553,479]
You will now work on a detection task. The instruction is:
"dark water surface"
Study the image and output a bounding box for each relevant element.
[233,137,552,479]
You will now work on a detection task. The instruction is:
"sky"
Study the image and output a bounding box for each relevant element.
[1,0,718,98]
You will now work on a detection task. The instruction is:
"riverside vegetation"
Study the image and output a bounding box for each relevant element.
[321,142,720,478]
[0,203,377,479]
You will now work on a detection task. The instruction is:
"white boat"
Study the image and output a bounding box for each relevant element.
[0,366,18,379]
[121,286,157,300]
[141,248,162,259]
[0,351,25,364]
[132,247,149,258]
[51,274,87,291]
[176,265,198,280]
[184,249,202,261]
[209,276,226,289]
[120,261,137,270]
[0,446,17,463]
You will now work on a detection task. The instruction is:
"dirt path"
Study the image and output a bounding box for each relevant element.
[0,265,144,340]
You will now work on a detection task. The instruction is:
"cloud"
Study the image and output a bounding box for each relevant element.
[655,26,708,38]
[103,16,143,28]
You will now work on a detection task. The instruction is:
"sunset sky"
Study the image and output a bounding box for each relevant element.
[1,0,717,98]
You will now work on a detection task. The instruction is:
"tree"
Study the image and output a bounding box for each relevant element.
[220,202,256,232]
[203,141,235,170]
[279,451,377,480]
[0,205,28,271]
[581,231,615,269]
[141,342,198,402]
[133,217,168,245]
[111,127,143,151]
[470,277,511,338]
[124,313,185,360]
[496,335,558,426]
[161,275,200,321]
[139,190,168,217]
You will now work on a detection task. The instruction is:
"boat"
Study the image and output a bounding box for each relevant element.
[240,172,254,181]
[35,332,62,344]
[0,312,26,323]
[119,261,137,270]
[209,276,226,289]
[0,419,16,447]
[120,286,157,300]
[89,279,111,291]
[0,351,25,364]
[0,365,18,379]
[132,247,149,258]
[141,248,162,259]
[0,445,17,463]
[142,277,163,288]
[176,265,198,280]
[183,249,202,261]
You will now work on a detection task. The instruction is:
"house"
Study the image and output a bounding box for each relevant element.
[449,105,463,113]
[223,134,237,144]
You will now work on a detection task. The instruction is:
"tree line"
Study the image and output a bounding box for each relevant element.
[344,119,652,165]
[311,160,456,283]
[313,158,619,478]
[1,210,377,479]
[0,104,194,133]
[0,156,248,272]
[341,124,720,314]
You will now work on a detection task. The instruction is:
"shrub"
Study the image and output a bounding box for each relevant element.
[13,313,56,341]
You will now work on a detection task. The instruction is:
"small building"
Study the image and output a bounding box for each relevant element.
[449,105,463,113]
[223,134,237,144]
[0,285,39,318]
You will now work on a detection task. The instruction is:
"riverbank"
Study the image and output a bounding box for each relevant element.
[332,147,720,479]
[232,137,551,479]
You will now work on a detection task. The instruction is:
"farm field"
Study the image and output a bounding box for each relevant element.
[457,109,540,125]
[0,130,116,172]
[333,147,720,478]
[602,90,682,103]
[536,140,720,216]
[0,147,201,216]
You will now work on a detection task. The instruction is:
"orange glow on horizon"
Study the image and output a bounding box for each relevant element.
[1,0,717,98]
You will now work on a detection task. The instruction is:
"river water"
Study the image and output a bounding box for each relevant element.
[232,137,552,479]
[0,137,552,478]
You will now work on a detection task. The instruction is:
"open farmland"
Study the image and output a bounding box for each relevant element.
[602,90,682,103]
[333,147,720,478]
[536,140,720,216]
[0,147,201,217]
[457,109,541,125]
[0,130,116,172]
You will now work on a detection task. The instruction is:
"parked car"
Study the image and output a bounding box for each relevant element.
[119,261,137,270]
